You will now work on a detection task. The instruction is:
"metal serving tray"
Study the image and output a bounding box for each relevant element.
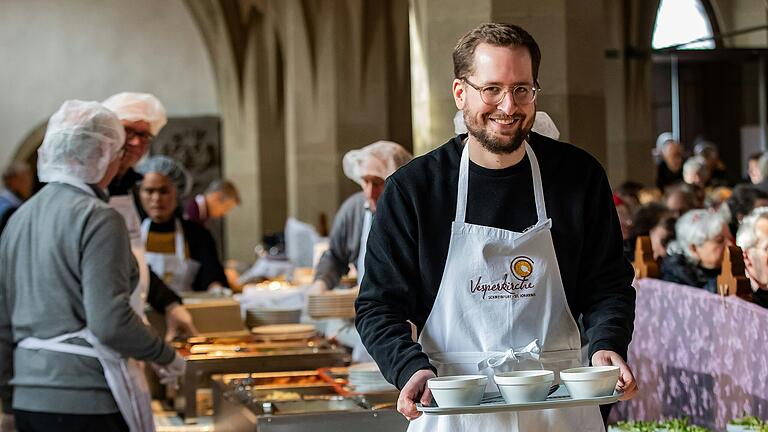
[212,373,408,432]
[416,386,622,416]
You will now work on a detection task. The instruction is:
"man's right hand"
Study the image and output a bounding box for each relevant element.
[397,369,436,421]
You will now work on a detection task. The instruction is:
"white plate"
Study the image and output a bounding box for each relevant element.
[416,386,622,415]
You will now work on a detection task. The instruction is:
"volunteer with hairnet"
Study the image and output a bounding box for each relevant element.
[137,156,229,294]
[311,141,413,293]
[0,100,184,432]
[102,92,198,340]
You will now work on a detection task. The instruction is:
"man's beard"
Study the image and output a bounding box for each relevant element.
[464,111,532,155]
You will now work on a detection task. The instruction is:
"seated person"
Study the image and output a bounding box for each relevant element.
[311,141,412,292]
[725,184,768,237]
[655,133,684,190]
[683,155,711,189]
[736,207,768,308]
[664,183,703,217]
[661,209,731,293]
[694,140,728,187]
[136,156,228,294]
[630,202,676,260]
[0,162,34,235]
[183,179,240,225]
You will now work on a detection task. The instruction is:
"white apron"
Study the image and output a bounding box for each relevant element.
[18,182,155,432]
[408,142,604,432]
[141,218,200,295]
[108,194,151,323]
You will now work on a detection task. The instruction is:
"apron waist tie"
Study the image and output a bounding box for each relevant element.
[478,339,541,370]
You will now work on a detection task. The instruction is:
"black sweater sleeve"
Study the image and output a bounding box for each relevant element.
[356,179,435,389]
[186,221,229,292]
[576,166,636,361]
[147,270,182,312]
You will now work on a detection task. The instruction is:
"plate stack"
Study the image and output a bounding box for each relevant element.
[307,288,358,319]
[347,362,397,393]
[251,323,317,341]
[245,307,302,328]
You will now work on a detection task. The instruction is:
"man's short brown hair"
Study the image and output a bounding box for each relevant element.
[453,23,541,84]
[206,179,240,204]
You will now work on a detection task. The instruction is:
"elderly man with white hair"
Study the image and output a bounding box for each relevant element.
[311,141,413,293]
[660,209,732,293]
[102,92,198,341]
[0,101,184,432]
[735,207,768,308]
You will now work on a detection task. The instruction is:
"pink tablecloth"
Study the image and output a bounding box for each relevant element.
[610,278,768,430]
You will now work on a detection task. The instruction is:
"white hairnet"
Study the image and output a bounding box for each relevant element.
[102,92,167,135]
[38,100,125,185]
[136,155,193,198]
[342,141,413,186]
[531,112,559,140]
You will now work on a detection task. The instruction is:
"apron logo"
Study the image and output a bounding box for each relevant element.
[469,256,536,300]
[511,256,534,281]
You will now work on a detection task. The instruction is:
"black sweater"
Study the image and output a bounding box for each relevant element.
[146,218,229,292]
[355,133,636,389]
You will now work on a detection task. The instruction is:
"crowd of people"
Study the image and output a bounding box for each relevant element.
[618,132,768,309]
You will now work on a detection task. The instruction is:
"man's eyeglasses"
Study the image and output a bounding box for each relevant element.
[463,78,540,106]
[125,128,154,142]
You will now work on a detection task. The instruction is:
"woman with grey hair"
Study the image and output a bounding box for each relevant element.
[735,207,768,308]
[660,209,732,293]
[0,101,184,432]
[682,155,710,188]
[136,156,228,294]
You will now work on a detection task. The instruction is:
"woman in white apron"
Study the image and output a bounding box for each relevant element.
[136,156,228,295]
[0,101,184,432]
[407,143,605,431]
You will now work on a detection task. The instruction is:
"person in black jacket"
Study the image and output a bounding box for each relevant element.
[660,209,731,293]
[355,22,637,428]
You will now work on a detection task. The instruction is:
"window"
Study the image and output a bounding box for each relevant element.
[652,0,715,50]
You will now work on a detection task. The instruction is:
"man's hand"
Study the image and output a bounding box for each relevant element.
[397,369,436,421]
[0,413,14,432]
[592,350,638,400]
[165,303,198,342]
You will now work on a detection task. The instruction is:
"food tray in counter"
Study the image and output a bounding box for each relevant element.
[416,386,622,416]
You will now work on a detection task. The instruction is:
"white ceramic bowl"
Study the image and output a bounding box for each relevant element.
[494,370,554,403]
[559,366,619,399]
[427,375,488,407]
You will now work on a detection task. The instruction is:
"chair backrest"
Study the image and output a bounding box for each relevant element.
[633,236,659,279]
[716,245,752,299]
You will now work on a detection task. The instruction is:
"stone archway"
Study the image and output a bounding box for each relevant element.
[184,0,412,261]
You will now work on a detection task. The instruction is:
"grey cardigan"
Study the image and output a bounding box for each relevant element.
[0,183,175,415]
[314,191,368,289]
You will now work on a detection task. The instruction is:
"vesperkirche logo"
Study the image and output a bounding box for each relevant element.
[469,256,537,300]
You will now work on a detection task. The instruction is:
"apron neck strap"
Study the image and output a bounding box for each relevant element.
[456,140,548,223]
[141,218,186,261]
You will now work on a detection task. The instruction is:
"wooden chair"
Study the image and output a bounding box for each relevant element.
[716,245,752,299]
[633,236,659,279]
